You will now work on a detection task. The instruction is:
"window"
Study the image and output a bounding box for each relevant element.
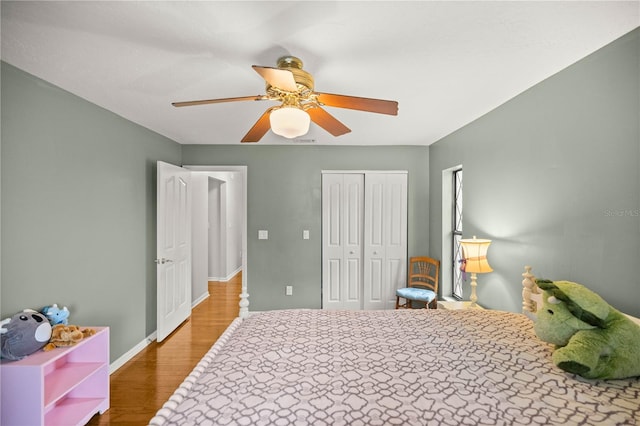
[452,168,463,299]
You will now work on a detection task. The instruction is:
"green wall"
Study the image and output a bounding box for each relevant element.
[182,145,430,311]
[1,62,182,361]
[429,29,640,317]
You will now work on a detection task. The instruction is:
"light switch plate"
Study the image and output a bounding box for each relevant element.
[258,230,268,240]
[303,230,310,240]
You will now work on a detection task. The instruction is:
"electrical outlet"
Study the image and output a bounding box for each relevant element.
[285,285,293,296]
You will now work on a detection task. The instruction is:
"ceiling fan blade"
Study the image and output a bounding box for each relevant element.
[315,92,398,116]
[172,95,266,107]
[252,66,298,92]
[307,106,351,137]
[241,109,273,143]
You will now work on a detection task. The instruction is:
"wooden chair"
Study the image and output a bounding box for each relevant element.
[396,256,440,309]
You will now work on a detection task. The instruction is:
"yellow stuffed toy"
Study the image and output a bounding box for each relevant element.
[43,324,95,351]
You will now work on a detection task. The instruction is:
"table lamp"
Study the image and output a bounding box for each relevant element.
[460,236,493,308]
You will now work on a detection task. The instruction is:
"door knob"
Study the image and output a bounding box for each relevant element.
[155,258,174,264]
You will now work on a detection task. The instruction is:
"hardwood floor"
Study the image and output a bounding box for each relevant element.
[87,274,242,425]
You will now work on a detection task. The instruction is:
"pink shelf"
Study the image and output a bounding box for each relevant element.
[45,397,109,426]
[1,327,109,426]
[44,362,106,407]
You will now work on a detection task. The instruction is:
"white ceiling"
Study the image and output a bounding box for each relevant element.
[2,1,638,146]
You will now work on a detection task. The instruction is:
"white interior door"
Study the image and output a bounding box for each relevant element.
[157,161,192,342]
[363,173,408,309]
[322,173,364,310]
[383,173,408,308]
[363,173,386,309]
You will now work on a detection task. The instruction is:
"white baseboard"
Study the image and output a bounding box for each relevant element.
[109,294,210,374]
[208,266,242,282]
[226,266,242,280]
[192,291,210,308]
[110,331,157,374]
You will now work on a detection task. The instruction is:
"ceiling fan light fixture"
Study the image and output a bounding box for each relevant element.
[269,106,310,139]
[172,56,398,143]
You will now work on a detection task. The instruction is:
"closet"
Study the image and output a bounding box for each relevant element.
[322,171,407,310]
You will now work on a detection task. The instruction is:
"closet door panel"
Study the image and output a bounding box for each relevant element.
[387,180,406,247]
[386,258,405,307]
[326,259,342,305]
[322,174,345,309]
[385,174,408,307]
[366,180,385,247]
[363,258,384,309]
[346,180,362,247]
[322,173,363,310]
[346,258,361,302]
[327,181,342,246]
[343,174,364,309]
[363,174,387,310]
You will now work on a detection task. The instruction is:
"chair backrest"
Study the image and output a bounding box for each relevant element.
[408,257,439,292]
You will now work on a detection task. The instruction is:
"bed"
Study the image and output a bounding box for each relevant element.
[149,266,640,425]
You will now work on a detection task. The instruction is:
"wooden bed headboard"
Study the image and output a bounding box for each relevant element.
[521,265,640,325]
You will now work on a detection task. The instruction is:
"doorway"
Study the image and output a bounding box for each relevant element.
[185,165,249,317]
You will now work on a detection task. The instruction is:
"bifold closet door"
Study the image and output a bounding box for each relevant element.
[322,172,407,310]
[362,173,408,310]
[322,173,364,310]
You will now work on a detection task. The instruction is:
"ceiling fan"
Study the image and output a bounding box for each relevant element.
[171,56,398,142]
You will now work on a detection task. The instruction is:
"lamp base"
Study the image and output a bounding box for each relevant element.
[469,272,478,308]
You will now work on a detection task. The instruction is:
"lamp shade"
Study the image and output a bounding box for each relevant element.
[269,106,310,139]
[460,236,493,273]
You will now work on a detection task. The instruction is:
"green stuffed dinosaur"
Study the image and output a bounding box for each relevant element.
[534,279,640,380]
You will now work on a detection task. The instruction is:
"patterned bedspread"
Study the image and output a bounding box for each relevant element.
[150,309,640,425]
